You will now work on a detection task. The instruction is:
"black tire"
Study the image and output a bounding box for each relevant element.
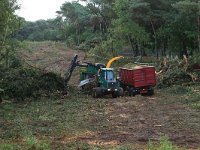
[112,92,118,98]
[128,87,136,96]
[141,89,154,96]
[118,88,124,97]
[128,87,132,96]
[147,89,154,96]
[132,88,136,96]
[92,87,102,98]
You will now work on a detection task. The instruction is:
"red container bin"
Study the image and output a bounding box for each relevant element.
[119,66,156,88]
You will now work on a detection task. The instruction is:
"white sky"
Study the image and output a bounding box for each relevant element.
[16,0,78,21]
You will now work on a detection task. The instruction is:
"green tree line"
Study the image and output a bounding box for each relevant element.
[15,19,62,41]
[4,0,200,59]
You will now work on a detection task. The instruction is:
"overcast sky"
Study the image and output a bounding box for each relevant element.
[16,0,79,21]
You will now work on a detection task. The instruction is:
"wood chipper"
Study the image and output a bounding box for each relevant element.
[64,54,124,98]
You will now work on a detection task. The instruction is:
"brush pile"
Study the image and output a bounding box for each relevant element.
[0,66,64,101]
[156,55,200,87]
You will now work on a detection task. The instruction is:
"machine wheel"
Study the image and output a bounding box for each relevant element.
[112,92,118,98]
[118,88,124,97]
[128,87,132,96]
[128,87,136,96]
[92,87,102,98]
[141,89,154,96]
[147,89,154,96]
[132,88,136,96]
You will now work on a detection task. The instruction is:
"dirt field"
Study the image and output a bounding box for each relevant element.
[1,42,200,149]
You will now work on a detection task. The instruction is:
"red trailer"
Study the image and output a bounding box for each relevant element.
[119,66,156,96]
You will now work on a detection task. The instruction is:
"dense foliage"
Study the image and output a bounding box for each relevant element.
[0,0,21,67]
[15,19,62,41]
[15,0,200,58]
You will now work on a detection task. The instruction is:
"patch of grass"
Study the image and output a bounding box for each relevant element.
[148,137,179,150]
[24,131,50,150]
[158,86,190,96]
[195,102,200,110]
[183,86,200,109]
[159,85,200,112]
[0,143,21,150]
[58,141,101,150]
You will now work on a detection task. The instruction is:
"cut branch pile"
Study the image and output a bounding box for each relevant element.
[0,67,64,101]
[156,55,199,87]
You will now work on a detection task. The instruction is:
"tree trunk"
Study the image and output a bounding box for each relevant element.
[150,19,158,59]
[198,16,200,52]
[138,41,142,56]
[181,39,188,58]
[1,11,11,54]
[163,39,167,56]
[5,48,9,68]
[135,43,139,56]
[128,35,135,56]
[161,38,167,57]
[76,25,80,46]
[128,35,139,56]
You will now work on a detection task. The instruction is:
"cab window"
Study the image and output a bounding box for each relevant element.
[104,70,115,81]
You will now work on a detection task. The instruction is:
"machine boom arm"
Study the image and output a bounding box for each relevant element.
[64,54,78,88]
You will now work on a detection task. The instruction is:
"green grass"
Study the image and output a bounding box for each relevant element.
[182,86,200,110]
[0,144,21,150]
[24,132,50,150]
[148,137,179,150]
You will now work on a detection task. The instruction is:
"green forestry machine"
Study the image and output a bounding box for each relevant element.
[64,54,123,98]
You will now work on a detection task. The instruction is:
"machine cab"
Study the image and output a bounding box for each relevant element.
[100,68,116,82]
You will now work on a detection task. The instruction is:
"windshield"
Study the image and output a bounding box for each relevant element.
[104,70,115,81]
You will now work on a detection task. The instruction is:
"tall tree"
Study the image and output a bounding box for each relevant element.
[173,0,200,54]
[112,0,149,56]
[128,0,177,58]
[0,0,20,66]
[81,0,116,33]
[57,2,91,45]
